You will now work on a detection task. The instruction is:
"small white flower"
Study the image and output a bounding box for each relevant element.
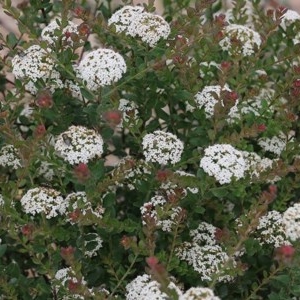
[240,88,275,116]
[118,99,139,127]
[0,194,4,206]
[142,130,184,165]
[200,144,246,184]
[126,274,182,300]
[37,161,56,181]
[219,24,261,57]
[77,48,126,91]
[256,211,290,247]
[54,267,89,299]
[11,45,63,94]
[176,222,236,282]
[241,151,277,181]
[180,287,220,300]
[108,5,145,33]
[283,203,300,241]
[194,85,239,120]
[41,18,84,47]
[141,194,183,232]
[65,192,105,224]
[112,157,151,190]
[20,187,66,219]
[281,9,300,26]
[127,12,171,47]
[258,132,290,156]
[0,145,21,169]
[54,125,104,164]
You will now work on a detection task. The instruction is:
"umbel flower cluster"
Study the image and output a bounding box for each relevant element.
[2,0,300,299]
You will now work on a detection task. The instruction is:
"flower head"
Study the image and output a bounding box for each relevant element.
[77,48,126,91]
[109,6,170,47]
[283,203,300,241]
[20,187,66,219]
[11,45,62,94]
[142,130,184,165]
[200,144,246,184]
[125,274,181,300]
[256,211,290,247]
[176,222,236,282]
[127,13,171,47]
[258,132,290,156]
[141,194,184,232]
[54,125,104,164]
[0,145,21,169]
[219,24,261,56]
[194,84,239,119]
[180,287,220,300]
[108,5,145,33]
[41,18,85,48]
[65,192,105,224]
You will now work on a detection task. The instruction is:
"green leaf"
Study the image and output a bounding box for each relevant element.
[0,244,7,257]
[6,32,18,48]
[210,187,229,198]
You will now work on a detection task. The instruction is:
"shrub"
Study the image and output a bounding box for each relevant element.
[0,0,300,299]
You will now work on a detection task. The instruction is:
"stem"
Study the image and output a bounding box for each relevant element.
[166,222,180,270]
[108,253,139,299]
[245,264,283,300]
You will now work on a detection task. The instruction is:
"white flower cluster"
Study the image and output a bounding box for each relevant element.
[241,151,277,181]
[176,222,236,282]
[12,45,62,94]
[41,18,84,47]
[256,211,290,248]
[160,170,199,196]
[37,161,56,181]
[200,144,246,184]
[77,48,126,91]
[283,203,300,241]
[83,233,103,258]
[108,5,170,47]
[125,273,220,300]
[54,125,104,164]
[194,85,239,120]
[280,9,300,27]
[118,99,139,127]
[108,5,145,33]
[219,24,262,57]
[0,194,4,206]
[20,187,66,219]
[142,130,184,165]
[140,194,183,232]
[112,157,151,190]
[180,287,220,300]
[54,267,94,299]
[258,133,288,156]
[240,88,275,116]
[65,192,105,224]
[125,274,181,300]
[0,145,21,169]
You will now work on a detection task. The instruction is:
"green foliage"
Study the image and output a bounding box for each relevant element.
[0,0,300,298]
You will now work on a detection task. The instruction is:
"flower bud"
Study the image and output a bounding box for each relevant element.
[103,110,122,127]
[73,163,90,183]
[36,90,53,108]
[34,124,46,138]
[275,245,295,264]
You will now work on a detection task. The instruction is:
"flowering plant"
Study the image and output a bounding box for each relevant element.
[1,0,300,299]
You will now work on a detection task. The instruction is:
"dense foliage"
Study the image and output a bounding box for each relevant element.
[0,0,300,299]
